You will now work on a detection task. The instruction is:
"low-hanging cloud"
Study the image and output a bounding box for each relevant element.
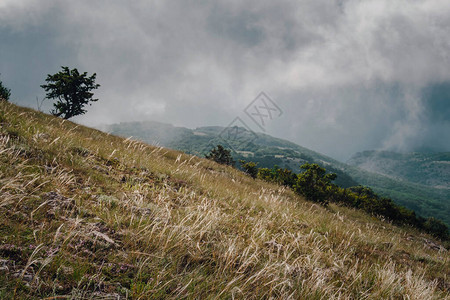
[1,0,449,161]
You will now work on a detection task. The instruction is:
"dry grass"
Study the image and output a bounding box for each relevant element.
[0,101,448,299]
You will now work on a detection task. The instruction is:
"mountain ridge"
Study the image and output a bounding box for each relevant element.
[102,121,450,225]
[347,150,450,189]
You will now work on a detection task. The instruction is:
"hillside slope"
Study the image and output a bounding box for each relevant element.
[102,121,450,225]
[1,102,449,299]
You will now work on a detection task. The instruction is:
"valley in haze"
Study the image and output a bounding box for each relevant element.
[348,150,450,189]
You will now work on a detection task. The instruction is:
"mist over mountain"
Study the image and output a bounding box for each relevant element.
[1,1,450,161]
[348,150,450,189]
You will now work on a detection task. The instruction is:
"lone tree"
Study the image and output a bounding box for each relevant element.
[205,145,235,166]
[41,66,100,119]
[0,75,11,101]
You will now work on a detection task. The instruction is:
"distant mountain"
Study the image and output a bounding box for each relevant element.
[100,121,359,188]
[347,150,450,189]
[100,121,450,225]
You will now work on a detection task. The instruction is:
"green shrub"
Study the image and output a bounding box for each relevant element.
[205,145,235,166]
[0,76,11,101]
[257,165,296,186]
[250,161,449,240]
[424,217,449,240]
[293,163,336,205]
[239,160,258,178]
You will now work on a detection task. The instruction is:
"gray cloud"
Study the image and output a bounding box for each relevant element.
[1,0,449,160]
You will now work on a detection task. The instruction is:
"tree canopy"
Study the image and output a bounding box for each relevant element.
[41,66,100,119]
[239,160,258,178]
[294,163,337,205]
[205,145,235,166]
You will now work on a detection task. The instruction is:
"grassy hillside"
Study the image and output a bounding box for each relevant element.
[1,102,449,299]
[103,121,450,226]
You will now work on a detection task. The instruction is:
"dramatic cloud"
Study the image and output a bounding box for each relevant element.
[1,0,449,160]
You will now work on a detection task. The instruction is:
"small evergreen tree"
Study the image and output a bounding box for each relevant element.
[205,145,235,166]
[41,66,100,119]
[257,165,296,186]
[0,76,11,101]
[424,217,449,240]
[239,160,258,178]
[294,163,336,205]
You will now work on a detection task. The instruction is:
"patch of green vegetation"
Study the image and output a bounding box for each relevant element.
[251,162,449,240]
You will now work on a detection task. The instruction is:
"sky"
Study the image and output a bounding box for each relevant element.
[1,0,449,161]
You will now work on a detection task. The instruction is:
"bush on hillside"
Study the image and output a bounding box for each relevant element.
[294,163,337,205]
[239,160,258,178]
[424,217,449,240]
[257,165,297,186]
[240,160,449,241]
[0,76,11,101]
[205,145,235,166]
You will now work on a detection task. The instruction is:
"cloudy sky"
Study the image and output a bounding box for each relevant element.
[1,0,449,161]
